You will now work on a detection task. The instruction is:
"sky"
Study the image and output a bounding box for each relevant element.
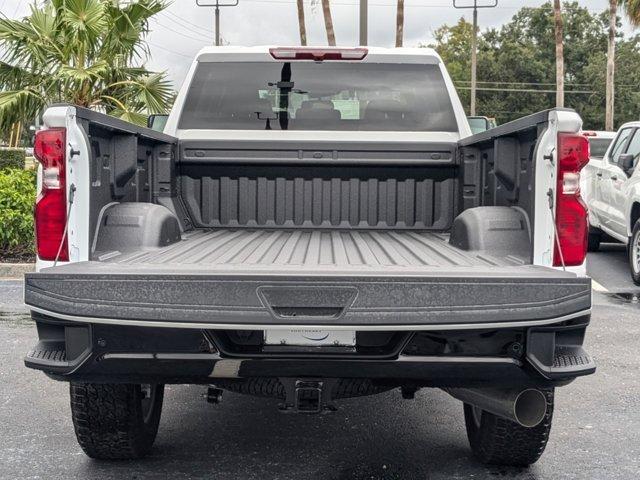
[0,0,635,89]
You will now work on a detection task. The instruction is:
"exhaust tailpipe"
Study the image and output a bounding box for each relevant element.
[445,387,548,428]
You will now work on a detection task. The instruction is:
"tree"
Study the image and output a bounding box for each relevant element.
[608,0,640,130]
[321,0,336,46]
[0,0,174,142]
[430,3,640,129]
[396,0,404,47]
[553,0,565,107]
[296,0,307,46]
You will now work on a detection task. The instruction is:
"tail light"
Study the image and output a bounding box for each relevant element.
[553,133,590,267]
[269,47,368,61]
[34,128,68,261]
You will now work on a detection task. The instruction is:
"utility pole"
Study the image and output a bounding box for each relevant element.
[396,0,404,47]
[196,0,240,46]
[453,0,498,116]
[360,0,368,46]
[553,0,564,108]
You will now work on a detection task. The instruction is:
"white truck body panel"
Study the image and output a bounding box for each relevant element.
[584,121,640,243]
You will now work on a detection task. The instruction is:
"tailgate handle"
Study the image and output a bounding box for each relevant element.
[271,306,344,319]
[257,286,358,321]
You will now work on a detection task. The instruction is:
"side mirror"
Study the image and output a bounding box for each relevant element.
[468,116,491,135]
[619,153,635,173]
[147,114,169,132]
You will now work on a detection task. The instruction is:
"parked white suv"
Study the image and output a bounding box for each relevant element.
[584,122,640,284]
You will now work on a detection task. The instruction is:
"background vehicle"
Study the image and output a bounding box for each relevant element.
[583,123,640,283]
[583,131,616,162]
[23,47,594,466]
[581,130,616,250]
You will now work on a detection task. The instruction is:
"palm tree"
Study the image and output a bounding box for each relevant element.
[553,0,564,108]
[296,0,307,46]
[606,0,618,131]
[607,1,640,130]
[395,0,404,47]
[321,0,336,46]
[0,0,174,141]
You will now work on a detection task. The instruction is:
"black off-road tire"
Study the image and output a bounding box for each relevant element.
[70,383,164,460]
[587,230,601,252]
[463,389,554,467]
[629,220,640,285]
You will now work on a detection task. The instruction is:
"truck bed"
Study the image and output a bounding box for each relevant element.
[98,228,523,272]
[25,228,591,329]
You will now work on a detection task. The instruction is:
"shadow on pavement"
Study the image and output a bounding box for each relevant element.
[75,387,541,480]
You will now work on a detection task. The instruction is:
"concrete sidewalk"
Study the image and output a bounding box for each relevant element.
[0,263,34,279]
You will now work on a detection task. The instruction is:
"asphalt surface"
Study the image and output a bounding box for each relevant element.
[1,244,639,480]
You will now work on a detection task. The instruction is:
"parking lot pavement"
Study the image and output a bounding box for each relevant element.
[1,253,639,480]
[587,243,638,294]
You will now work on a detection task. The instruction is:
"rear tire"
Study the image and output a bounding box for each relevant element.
[463,389,554,467]
[70,383,164,460]
[629,220,640,285]
[588,230,601,252]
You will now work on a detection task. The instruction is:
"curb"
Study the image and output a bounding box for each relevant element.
[0,263,35,279]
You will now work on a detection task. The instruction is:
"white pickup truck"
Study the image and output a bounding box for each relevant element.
[23,46,595,466]
[583,122,640,283]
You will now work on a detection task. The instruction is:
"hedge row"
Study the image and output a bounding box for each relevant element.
[0,148,26,170]
[0,168,36,260]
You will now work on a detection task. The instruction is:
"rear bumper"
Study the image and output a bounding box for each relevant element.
[25,312,596,387]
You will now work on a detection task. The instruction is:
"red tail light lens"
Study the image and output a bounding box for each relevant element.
[553,133,590,267]
[34,128,68,261]
[269,47,368,61]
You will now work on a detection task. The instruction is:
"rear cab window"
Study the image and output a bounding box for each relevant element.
[178,62,458,132]
[588,138,614,159]
[608,128,633,164]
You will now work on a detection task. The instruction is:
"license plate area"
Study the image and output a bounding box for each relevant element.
[264,329,356,347]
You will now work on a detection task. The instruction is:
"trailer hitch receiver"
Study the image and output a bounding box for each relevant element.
[278,378,337,414]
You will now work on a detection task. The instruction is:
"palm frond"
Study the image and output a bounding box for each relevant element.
[62,0,108,43]
[621,0,640,26]
[108,107,148,126]
[108,72,173,113]
[0,89,45,132]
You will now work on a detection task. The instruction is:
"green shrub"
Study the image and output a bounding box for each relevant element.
[0,148,26,170]
[0,168,36,259]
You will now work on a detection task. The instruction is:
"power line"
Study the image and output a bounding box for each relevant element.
[160,10,213,36]
[231,0,606,13]
[150,17,211,43]
[455,80,640,89]
[148,42,194,59]
[457,86,596,94]
[456,80,591,87]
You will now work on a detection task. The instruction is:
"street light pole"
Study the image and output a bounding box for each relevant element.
[196,0,240,46]
[360,0,368,46]
[453,0,498,116]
